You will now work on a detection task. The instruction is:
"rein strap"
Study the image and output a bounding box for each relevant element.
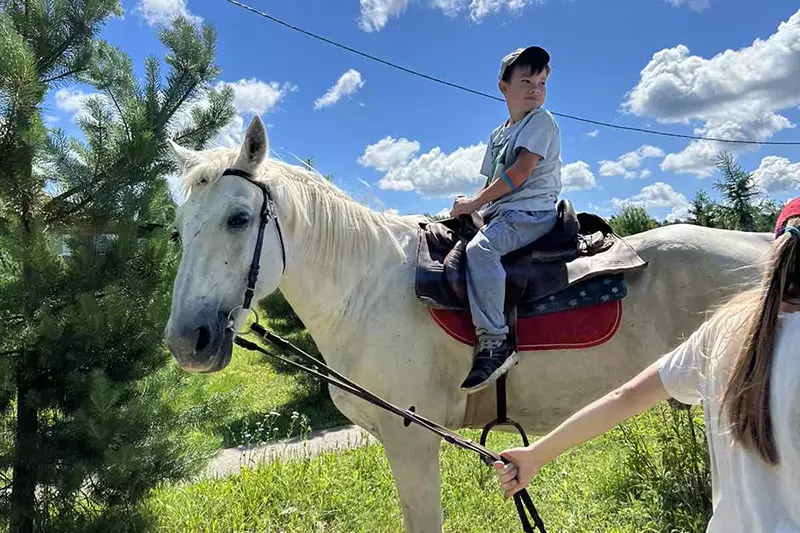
[233,323,546,533]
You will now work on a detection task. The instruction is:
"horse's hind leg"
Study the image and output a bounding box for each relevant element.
[380,418,443,533]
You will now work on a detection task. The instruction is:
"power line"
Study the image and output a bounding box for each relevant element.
[222,0,800,147]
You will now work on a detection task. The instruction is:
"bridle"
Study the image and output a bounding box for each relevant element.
[220,167,286,331]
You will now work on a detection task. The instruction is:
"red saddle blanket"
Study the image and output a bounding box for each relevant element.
[430,300,622,351]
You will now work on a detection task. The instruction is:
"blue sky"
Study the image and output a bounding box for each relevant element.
[45,0,800,220]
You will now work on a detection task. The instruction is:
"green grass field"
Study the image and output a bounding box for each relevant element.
[147,413,707,533]
[146,322,711,533]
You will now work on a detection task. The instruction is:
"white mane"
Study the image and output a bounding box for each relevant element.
[179,148,423,284]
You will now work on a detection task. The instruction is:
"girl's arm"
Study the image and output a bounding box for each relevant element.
[495,361,669,498]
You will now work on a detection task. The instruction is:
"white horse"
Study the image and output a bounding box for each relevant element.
[164,117,771,533]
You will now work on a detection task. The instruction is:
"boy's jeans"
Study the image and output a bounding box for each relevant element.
[466,209,558,340]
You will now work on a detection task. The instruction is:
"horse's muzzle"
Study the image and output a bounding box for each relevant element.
[164,310,234,372]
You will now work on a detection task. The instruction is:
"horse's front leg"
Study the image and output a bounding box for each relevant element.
[379,416,443,533]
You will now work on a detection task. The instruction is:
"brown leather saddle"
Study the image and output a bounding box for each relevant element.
[415,199,647,312]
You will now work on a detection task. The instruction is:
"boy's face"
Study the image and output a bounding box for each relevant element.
[499,65,548,115]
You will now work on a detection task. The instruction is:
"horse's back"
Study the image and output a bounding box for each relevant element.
[628,223,772,264]
[622,224,769,331]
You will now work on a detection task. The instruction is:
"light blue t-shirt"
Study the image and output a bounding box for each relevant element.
[479,107,562,218]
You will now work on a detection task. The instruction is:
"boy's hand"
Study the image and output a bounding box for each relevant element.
[492,445,543,499]
[450,195,479,218]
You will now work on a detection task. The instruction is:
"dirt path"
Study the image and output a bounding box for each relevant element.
[202,425,377,479]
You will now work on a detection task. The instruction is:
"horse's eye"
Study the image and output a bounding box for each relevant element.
[228,212,251,229]
[170,229,181,243]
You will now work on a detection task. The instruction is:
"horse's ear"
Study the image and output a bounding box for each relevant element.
[167,139,201,168]
[233,116,268,173]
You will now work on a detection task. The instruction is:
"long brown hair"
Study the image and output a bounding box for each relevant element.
[720,216,800,465]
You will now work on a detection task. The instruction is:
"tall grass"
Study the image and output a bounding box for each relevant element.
[145,402,713,533]
[613,402,711,532]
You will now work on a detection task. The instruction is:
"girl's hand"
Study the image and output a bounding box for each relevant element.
[492,446,543,498]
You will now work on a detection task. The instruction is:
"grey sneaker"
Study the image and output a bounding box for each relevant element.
[460,337,518,393]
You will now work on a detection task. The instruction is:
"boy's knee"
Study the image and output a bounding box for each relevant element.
[466,233,497,260]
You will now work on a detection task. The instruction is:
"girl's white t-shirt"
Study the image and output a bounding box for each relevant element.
[658,311,800,532]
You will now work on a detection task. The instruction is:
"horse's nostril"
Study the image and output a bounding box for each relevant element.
[195,325,211,351]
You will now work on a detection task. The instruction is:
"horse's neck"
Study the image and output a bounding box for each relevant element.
[276,191,418,351]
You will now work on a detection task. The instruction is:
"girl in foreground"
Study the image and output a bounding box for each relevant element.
[495,198,800,532]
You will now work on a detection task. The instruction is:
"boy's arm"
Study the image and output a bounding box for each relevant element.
[451,149,540,216]
[475,149,540,205]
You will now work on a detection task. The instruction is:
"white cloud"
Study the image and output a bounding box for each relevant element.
[358,137,421,171]
[598,161,629,178]
[636,145,665,159]
[361,0,539,30]
[611,182,691,222]
[598,145,664,178]
[171,78,296,149]
[561,161,597,192]
[431,0,540,21]
[358,0,411,31]
[212,80,295,147]
[666,0,710,12]
[135,0,202,26]
[366,142,597,198]
[625,10,800,177]
[54,88,109,122]
[217,79,297,116]
[659,140,719,178]
[640,169,652,179]
[55,88,90,114]
[587,129,599,138]
[314,70,365,110]
[384,208,401,215]
[59,79,298,149]
[377,143,487,197]
[752,156,800,196]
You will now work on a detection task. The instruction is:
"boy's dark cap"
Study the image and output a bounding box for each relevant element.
[498,46,550,80]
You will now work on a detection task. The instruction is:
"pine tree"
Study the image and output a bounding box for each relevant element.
[713,152,760,232]
[0,3,234,530]
[753,198,782,233]
[688,190,718,228]
[609,204,659,237]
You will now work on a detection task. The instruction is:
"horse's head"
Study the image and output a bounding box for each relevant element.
[164,116,285,372]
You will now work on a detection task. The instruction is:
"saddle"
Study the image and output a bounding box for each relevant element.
[415,199,648,314]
